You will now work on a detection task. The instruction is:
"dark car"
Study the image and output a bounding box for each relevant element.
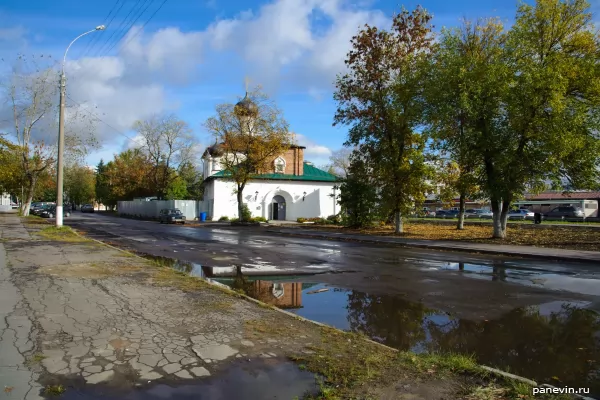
[31,203,55,216]
[39,205,71,219]
[81,204,95,213]
[544,206,584,218]
[435,210,459,218]
[159,209,186,224]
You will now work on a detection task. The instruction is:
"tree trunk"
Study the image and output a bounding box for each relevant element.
[394,211,403,234]
[457,193,466,230]
[237,188,244,221]
[500,200,510,233]
[491,199,503,238]
[491,199,510,239]
[22,177,37,216]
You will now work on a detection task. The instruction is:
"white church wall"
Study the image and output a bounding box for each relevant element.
[211,179,339,221]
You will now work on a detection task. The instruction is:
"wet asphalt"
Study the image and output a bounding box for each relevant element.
[65,213,600,320]
[64,213,600,395]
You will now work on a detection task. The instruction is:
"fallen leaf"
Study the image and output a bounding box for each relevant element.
[4,386,14,394]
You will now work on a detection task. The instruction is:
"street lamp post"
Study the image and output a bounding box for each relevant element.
[56,25,105,227]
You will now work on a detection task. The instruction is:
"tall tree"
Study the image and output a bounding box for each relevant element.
[178,161,204,200]
[133,114,197,199]
[64,164,95,206]
[334,7,435,233]
[338,150,380,228]
[104,149,154,202]
[95,160,110,208]
[1,55,97,215]
[328,147,353,177]
[429,0,600,239]
[0,135,24,202]
[204,86,290,222]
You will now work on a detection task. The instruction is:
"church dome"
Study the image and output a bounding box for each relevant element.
[234,93,258,117]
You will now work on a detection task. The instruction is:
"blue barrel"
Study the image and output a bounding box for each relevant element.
[200,212,207,222]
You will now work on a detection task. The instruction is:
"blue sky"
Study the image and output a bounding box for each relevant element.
[1,0,593,168]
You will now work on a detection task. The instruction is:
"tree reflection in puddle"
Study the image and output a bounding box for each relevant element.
[346,291,600,395]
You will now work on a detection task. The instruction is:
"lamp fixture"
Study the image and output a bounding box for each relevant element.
[303,191,307,201]
[255,191,259,201]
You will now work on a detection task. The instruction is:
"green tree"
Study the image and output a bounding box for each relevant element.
[204,86,291,222]
[429,0,600,238]
[334,7,435,233]
[104,149,154,202]
[178,161,204,200]
[64,164,95,206]
[338,152,379,228]
[165,175,188,200]
[0,135,24,202]
[95,160,111,207]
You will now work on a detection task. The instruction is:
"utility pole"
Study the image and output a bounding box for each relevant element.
[55,25,105,227]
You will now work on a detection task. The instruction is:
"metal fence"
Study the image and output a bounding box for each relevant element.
[117,200,206,221]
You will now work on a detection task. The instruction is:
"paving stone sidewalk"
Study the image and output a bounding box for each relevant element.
[0,215,321,398]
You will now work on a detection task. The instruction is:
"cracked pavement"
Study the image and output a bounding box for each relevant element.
[0,215,319,399]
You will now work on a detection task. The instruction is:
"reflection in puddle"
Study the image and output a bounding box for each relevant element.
[142,253,600,396]
[216,273,600,396]
[58,359,317,399]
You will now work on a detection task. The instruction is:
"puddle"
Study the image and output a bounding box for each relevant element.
[54,358,317,399]
[215,275,600,395]
[139,253,600,395]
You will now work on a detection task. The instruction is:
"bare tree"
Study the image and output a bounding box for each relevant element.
[133,114,197,199]
[1,55,99,215]
[3,56,58,215]
[329,147,353,177]
[204,86,290,221]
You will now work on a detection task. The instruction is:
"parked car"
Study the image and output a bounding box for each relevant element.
[39,205,71,219]
[31,203,55,216]
[11,202,18,209]
[435,210,459,218]
[463,209,493,219]
[507,209,534,220]
[544,205,584,218]
[159,209,186,224]
[81,204,95,213]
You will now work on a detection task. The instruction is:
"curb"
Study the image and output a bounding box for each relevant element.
[264,229,600,264]
[63,226,590,398]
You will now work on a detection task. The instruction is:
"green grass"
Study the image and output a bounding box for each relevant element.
[43,384,65,396]
[409,217,600,226]
[35,226,87,242]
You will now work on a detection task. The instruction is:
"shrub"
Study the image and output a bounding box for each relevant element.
[297,217,307,223]
[240,203,252,222]
[218,216,230,221]
[327,214,341,224]
[252,216,267,223]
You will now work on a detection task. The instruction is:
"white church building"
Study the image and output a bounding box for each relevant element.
[202,143,340,221]
[201,93,340,221]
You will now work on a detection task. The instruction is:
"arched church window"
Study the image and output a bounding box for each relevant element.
[274,157,286,173]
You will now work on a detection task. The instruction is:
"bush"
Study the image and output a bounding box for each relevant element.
[240,203,252,222]
[251,216,267,223]
[218,216,230,222]
[297,217,307,223]
[327,214,341,224]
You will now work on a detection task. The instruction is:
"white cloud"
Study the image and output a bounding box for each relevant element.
[1,0,389,164]
[294,133,331,166]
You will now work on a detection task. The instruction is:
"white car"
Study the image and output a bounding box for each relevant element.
[507,209,534,220]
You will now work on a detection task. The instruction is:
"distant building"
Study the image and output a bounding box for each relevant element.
[201,92,340,221]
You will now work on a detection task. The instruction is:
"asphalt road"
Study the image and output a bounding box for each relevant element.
[65,212,600,321]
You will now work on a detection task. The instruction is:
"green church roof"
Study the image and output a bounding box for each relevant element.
[209,162,339,182]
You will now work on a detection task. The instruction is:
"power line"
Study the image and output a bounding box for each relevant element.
[94,0,146,58]
[66,94,137,144]
[79,0,124,59]
[119,0,168,52]
[104,0,157,56]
